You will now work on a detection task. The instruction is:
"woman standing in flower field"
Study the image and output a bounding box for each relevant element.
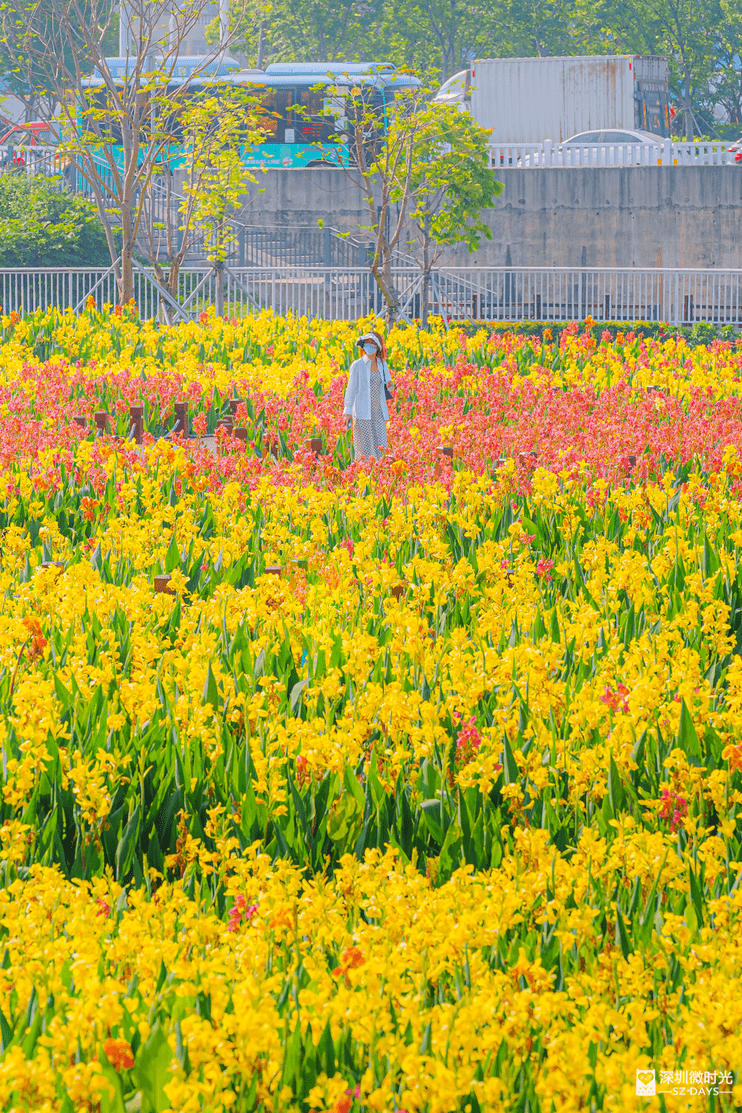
[343,329,394,460]
[4,309,742,1110]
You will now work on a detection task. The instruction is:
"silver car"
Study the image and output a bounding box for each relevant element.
[562,129,666,146]
[513,128,667,166]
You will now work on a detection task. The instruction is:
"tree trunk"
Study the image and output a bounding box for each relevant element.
[683,69,693,141]
[118,197,136,304]
[256,22,266,68]
[421,224,431,328]
[215,259,225,317]
[168,260,182,302]
[119,251,134,306]
[371,253,400,322]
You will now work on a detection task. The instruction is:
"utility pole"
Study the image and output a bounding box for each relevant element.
[119,0,128,55]
[219,0,229,50]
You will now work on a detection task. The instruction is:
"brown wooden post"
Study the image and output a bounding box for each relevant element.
[174,400,188,437]
[129,404,144,444]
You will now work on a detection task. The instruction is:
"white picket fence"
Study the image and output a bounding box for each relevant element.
[2,140,737,182]
[491,139,736,168]
[1,265,742,326]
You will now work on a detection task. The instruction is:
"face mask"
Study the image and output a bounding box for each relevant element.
[362,343,378,356]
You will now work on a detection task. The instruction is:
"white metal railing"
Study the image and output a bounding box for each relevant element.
[2,140,735,180]
[431,267,742,325]
[0,144,66,178]
[490,139,736,168]
[0,265,741,326]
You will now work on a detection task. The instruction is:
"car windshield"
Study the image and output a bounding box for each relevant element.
[1,127,54,144]
[603,131,641,142]
[565,132,601,144]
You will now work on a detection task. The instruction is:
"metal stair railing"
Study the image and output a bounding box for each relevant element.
[0,265,741,325]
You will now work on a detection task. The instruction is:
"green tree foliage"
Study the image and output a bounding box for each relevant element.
[587,0,716,139]
[341,85,499,319]
[0,0,118,118]
[226,0,737,135]
[483,0,587,59]
[229,0,386,67]
[401,102,502,324]
[0,0,252,302]
[139,88,264,308]
[0,174,110,266]
[700,0,742,129]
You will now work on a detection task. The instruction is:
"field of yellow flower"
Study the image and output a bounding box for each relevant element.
[0,306,740,1112]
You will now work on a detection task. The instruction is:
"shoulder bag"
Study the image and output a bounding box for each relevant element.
[382,361,393,402]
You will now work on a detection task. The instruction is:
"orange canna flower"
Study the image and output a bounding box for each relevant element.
[723,744,742,773]
[103,1037,134,1071]
[22,617,47,660]
[333,945,366,983]
[80,497,98,522]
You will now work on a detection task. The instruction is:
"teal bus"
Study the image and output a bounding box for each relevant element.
[83,58,421,169]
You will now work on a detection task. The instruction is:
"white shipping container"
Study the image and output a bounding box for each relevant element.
[436,55,670,144]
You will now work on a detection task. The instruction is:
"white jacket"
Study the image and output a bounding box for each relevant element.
[343,354,393,421]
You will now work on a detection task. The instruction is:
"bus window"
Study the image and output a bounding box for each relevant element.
[255,89,284,142]
[294,89,336,143]
[85,90,125,145]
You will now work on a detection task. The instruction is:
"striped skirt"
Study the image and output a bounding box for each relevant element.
[352,373,387,460]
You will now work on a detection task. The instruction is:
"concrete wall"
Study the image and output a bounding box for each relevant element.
[241,165,742,269]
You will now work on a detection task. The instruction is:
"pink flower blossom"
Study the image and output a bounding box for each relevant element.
[658,788,688,833]
[536,557,554,580]
[455,716,482,765]
[228,895,258,932]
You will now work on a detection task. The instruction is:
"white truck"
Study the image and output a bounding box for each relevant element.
[435,55,670,143]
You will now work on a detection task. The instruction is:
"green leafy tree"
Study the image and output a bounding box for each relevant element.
[401,101,502,324]
[342,83,500,319]
[0,173,110,266]
[589,0,716,139]
[227,0,385,66]
[228,0,489,79]
[178,89,264,314]
[704,0,742,129]
[0,0,118,120]
[0,0,250,303]
[477,0,586,58]
[366,0,489,82]
[138,88,264,310]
